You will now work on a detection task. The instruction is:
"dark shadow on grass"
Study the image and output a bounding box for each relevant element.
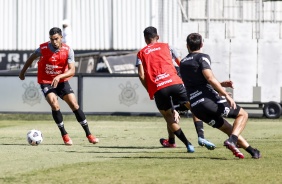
[0,143,66,146]
[64,150,228,160]
[100,156,228,160]
[64,151,228,160]
[0,143,28,146]
[97,146,162,149]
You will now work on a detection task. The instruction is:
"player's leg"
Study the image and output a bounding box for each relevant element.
[193,114,216,150]
[230,108,248,138]
[220,104,258,158]
[155,84,194,153]
[160,124,176,148]
[57,81,98,144]
[63,93,99,144]
[190,98,244,158]
[41,84,72,145]
[219,119,261,159]
[159,108,194,153]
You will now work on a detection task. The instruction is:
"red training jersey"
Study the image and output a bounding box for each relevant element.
[137,42,183,99]
[37,42,70,84]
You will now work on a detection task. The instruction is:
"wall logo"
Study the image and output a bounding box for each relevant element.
[22,81,42,106]
[119,81,138,106]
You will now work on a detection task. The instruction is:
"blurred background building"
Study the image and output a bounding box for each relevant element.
[1,0,282,51]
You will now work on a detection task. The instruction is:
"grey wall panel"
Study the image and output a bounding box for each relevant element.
[226,22,253,39]
[82,77,158,113]
[209,22,225,39]
[0,76,77,112]
[262,23,280,40]
[258,40,282,103]
[203,39,230,82]
[230,39,257,102]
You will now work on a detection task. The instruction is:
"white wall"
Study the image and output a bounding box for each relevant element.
[0,0,183,50]
[2,0,282,51]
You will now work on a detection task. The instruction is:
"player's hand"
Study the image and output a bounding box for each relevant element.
[51,76,61,88]
[19,71,25,80]
[173,110,180,124]
[226,95,236,109]
[221,80,234,88]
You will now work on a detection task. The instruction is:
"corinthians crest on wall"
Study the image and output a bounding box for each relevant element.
[22,81,42,106]
[119,81,138,107]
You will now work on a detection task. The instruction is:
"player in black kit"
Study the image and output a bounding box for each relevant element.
[179,33,261,159]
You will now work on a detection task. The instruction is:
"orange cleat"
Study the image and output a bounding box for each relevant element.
[87,134,99,144]
[62,134,73,146]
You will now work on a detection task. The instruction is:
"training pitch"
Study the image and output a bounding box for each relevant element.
[0,114,281,184]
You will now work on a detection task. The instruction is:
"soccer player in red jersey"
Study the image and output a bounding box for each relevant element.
[19,27,98,146]
[136,26,194,153]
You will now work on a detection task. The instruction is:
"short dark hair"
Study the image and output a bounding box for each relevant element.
[143,26,158,40]
[186,33,202,51]
[49,27,62,36]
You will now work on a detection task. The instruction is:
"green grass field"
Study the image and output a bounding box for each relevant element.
[0,114,281,184]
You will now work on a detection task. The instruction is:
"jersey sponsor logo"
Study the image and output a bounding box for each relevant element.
[45,64,58,69]
[51,56,57,62]
[45,70,62,75]
[156,79,172,87]
[191,98,204,107]
[45,64,62,75]
[144,47,161,54]
[155,73,170,82]
[190,90,203,100]
[202,57,211,66]
[181,56,193,62]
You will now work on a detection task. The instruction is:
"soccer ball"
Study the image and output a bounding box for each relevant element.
[27,129,43,146]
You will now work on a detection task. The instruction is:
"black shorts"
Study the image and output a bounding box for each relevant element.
[191,97,241,128]
[154,84,188,111]
[40,81,74,99]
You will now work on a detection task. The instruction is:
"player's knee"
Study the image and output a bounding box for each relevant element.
[69,103,79,111]
[237,108,248,119]
[48,99,60,110]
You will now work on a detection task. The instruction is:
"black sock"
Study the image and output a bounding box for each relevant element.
[194,121,204,139]
[246,146,255,155]
[52,110,67,136]
[174,128,192,147]
[229,134,238,144]
[168,137,175,144]
[73,108,91,136]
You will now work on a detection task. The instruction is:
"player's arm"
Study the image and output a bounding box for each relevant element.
[19,52,39,80]
[202,69,236,109]
[174,57,181,66]
[51,62,75,88]
[170,45,181,66]
[137,64,148,91]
